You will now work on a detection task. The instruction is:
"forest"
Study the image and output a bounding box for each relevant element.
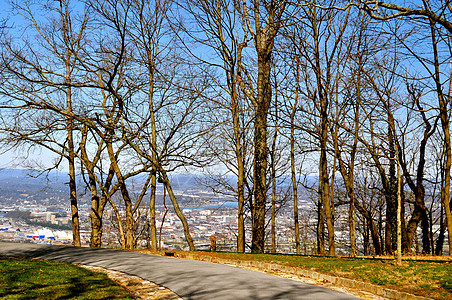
[0,0,451,257]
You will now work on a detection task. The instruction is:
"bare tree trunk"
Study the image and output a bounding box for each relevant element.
[270,92,279,253]
[317,198,325,254]
[349,197,356,256]
[159,170,195,251]
[66,84,80,247]
[80,125,115,248]
[355,199,382,255]
[363,219,369,255]
[320,123,334,256]
[106,140,134,250]
[128,0,170,252]
[91,184,111,247]
[291,123,300,255]
[159,185,168,251]
[88,172,101,247]
[337,159,359,257]
[61,0,80,247]
[396,146,402,265]
[149,169,158,251]
[441,106,452,255]
[436,216,446,255]
[232,82,246,253]
[182,0,247,253]
[271,152,277,253]
[108,195,126,249]
[386,124,397,254]
[236,0,287,253]
[80,127,102,248]
[291,61,301,255]
[430,18,452,255]
[252,90,269,253]
[237,158,246,253]
[347,32,365,257]
[149,70,158,251]
[311,4,334,256]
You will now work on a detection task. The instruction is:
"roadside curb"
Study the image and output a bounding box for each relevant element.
[176,253,432,300]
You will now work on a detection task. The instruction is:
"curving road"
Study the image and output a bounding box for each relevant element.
[0,242,360,299]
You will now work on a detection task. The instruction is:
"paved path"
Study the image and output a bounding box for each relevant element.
[0,242,360,299]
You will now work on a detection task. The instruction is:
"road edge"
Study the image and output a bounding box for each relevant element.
[174,252,432,300]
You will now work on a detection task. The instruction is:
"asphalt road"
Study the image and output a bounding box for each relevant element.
[0,242,360,299]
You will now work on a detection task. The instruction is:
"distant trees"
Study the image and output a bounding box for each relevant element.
[1,0,451,256]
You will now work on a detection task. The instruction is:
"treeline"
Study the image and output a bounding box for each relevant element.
[0,0,451,256]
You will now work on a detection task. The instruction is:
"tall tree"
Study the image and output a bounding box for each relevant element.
[236,0,288,253]
[128,0,171,251]
[290,1,351,255]
[179,0,250,252]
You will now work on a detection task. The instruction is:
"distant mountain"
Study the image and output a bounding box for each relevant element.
[0,168,209,206]
[0,168,319,207]
[0,168,68,186]
[0,168,70,205]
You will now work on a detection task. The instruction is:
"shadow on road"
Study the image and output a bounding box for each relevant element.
[0,242,358,300]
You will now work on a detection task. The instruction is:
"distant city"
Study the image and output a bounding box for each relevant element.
[3,168,441,255]
[0,168,320,253]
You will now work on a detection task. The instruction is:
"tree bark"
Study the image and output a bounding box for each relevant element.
[66,80,80,247]
[386,125,397,254]
[317,197,325,254]
[159,169,195,251]
[106,140,135,250]
[291,122,300,255]
[149,169,158,251]
[232,70,246,253]
[396,143,402,265]
[148,68,158,251]
[252,100,269,252]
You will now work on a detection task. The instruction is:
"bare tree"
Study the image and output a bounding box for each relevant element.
[124,53,212,251]
[350,0,452,34]
[0,0,91,246]
[349,0,452,255]
[235,0,288,253]
[177,0,252,252]
[127,0,172,251]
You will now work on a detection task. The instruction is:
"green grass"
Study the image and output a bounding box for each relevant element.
[185,251,452,300]
[0,256,134,299]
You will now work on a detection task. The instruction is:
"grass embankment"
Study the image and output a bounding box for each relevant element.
[183,251,451,300]
[0,256,134,299]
